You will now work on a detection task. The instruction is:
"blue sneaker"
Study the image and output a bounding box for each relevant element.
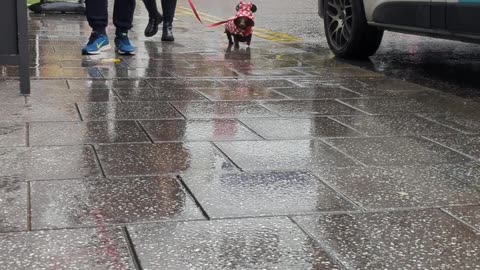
[82,32,111,55]
[115,32,136,55]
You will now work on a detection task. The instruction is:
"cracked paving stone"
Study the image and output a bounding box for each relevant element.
[115,88,207,101]
[96,142,235,176]
[240,117,361,139]
[0,227,136,270]
[0,181,27,233]
[171,101,278,119]
[31,176,204,229]
[181,171,356,218]
[326,136,471,166]
[128,217,343,270]
[77,102,183,120]
[0,146,102,180]
[0,123,26,147]
[30,121,150,146]
[215,140,358,171]
[294,209,480,270]
[331,114,459,136]
[425,134,480,160]
[140,119,261,142]
[313,166,480,210]
[260,100,363,117]
[443,206,480,231]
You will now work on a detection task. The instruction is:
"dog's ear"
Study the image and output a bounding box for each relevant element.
[236,4,240,11]
[251,4,257,13]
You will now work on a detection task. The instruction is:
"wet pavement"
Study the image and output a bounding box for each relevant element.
[0,1,480,269]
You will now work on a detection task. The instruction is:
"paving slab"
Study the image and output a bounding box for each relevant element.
[443,206,480,231]
[0,103,80,122]
[215,140,358,171]
[0,181,27,233]
[420,113,480,134]
[140,119,261,142]
[221,79,298,89]
[29,88,120,103]
[0,146,102,180]
[294,210,480,270]
[198,88,288,101]
[331,114,459,136]
[425,134,480,160]
[260,100,364,117]
[77,102,184,120]
[0,123,26,147]
[313,166,480,210]
[240,117,362,139]
[339,97,441,114]
[30,121,150,146]
[96,142,236,176]
[31,176,204,229]
[181,171,356,218]
[128,218,343,270]
[146,79,224,89]
[273,86,360,99]
[115,88,207,101]
[0,227,136,270]
[325,136,471,166]
[435,163,480,189]
[171,101,279,119]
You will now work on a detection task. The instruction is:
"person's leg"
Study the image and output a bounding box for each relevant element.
[85,0,108,34]
[161,0,177,41]
[113,0,136,33]
[82,0,110,55]
[113,0,137,55]
[143,0,163,37]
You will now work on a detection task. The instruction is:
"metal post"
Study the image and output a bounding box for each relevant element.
[17,0,30,96]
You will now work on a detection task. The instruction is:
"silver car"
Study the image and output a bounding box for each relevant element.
[319,0,479,58]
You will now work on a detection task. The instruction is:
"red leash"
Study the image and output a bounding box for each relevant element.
[187,0,231,28]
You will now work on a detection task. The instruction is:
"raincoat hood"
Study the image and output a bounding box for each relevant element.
[225,1,256,36]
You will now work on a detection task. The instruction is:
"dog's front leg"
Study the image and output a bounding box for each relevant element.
[233,35,240,49]
[246,35,252,46]
[226,32,234,45]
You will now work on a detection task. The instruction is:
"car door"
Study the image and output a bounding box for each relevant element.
[447,0,480,34]
[431,0,446,29]
[365,0,431,29]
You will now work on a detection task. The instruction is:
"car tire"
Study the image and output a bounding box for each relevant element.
[324,0,383,58]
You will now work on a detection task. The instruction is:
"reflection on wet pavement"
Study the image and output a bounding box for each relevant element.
[0,3,479,269]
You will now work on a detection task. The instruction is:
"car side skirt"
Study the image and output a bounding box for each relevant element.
[369,22,480,44]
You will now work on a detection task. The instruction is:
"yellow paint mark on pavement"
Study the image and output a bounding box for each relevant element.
[176,6,302,43]
[101,58,122,64]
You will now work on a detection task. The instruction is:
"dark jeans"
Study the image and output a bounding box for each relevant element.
[143,0,177,23]
[85,0,136,34]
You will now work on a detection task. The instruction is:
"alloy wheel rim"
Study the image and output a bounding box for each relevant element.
[326,0,353,49]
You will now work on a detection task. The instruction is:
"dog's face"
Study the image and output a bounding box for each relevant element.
[233,2,257,30]
[234,17,254,31]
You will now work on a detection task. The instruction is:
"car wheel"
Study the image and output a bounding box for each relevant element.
[324,0,383,58]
